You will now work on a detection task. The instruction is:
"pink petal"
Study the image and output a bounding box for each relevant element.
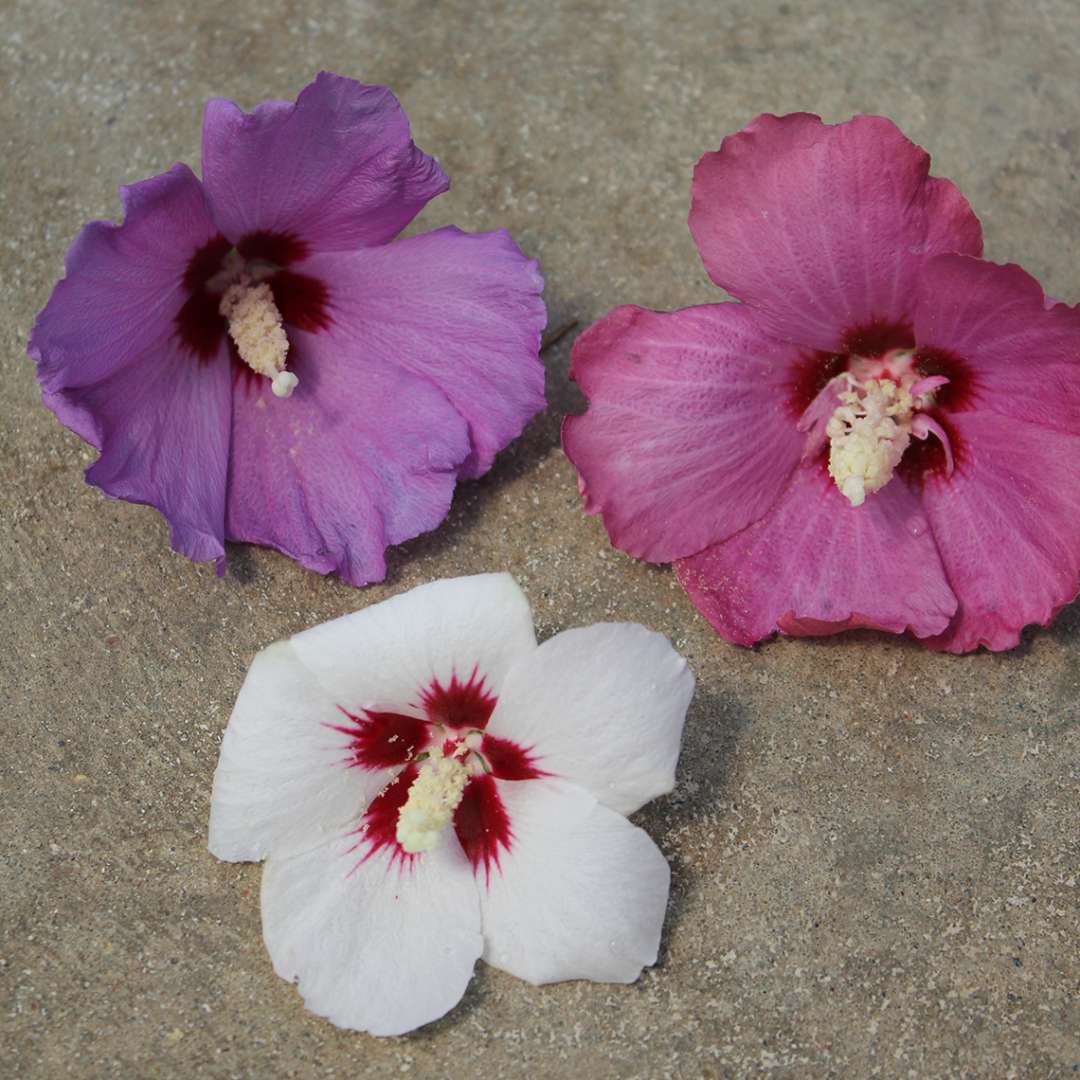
[909,374,951,399]
[911,413,955,476]
[201,72,448,253]
[675,465,958,645]
[914,255,1080,435]
[919,411,1080,653]
[300,227,545,478]
[689,113,983,351]
[796,376,845,461]
[226,330,471,586]
[562,303,804,562]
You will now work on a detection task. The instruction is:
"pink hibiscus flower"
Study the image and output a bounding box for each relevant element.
[209,574,693,1034]
[30,73,546,585]
[563,113,1080,653]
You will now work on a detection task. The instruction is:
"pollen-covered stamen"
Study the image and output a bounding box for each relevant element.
[218,275,298,398]
[825,367,948,507]
[826,376,914,507]
[396,750,469,854]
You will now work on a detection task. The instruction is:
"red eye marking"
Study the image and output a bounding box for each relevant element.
[420,668,497,731]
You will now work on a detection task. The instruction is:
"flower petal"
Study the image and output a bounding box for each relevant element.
[31,163,220,395]
[675,465,958,645]
[914,255,1080,435]
[689,113,983,350]
[225,337,471,586]
[299,226,546,478]
[261,832,483,1035]
[918,411,1080,652]
[454,772,514,882]
[29,165,229,564]
[47,336,230,565]
[208,641,388,862]
[479,778,669,985]
[287,574,538,716]
[487,624,693,815]
[562,303,805,561]
[201,72,448,253]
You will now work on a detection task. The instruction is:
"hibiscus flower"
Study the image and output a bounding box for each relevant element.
[209,573,693,1035]
[562,113,1080,653]
[30,73,546,585]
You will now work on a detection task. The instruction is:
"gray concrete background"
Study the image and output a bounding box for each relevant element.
[3,0,1078,1076]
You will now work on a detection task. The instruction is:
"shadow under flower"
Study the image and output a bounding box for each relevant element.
[409,965,495,1041]
[225,543,258,584]
[632,683,750,968]
[1046,594,1080,643]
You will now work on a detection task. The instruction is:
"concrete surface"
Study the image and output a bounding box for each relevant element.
[3,0,1078,1076]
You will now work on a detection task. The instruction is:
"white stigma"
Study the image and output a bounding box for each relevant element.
[219,277,298,398]
[396,753,469,854]
[826,376,916,507]
[271,371,299,398]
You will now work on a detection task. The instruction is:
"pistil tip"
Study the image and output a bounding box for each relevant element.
[271,371,299,398]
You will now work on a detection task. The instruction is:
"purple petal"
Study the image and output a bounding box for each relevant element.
[201,72,448,253]
[30,164,230,564]
[299,227,546,478]
[675,465,957,645]
[31,163,220,406]
[225,325,472,586]
[562,303,803,562]
[45,338,231,565]
[913,255,1080,435]
[689,113,983,351]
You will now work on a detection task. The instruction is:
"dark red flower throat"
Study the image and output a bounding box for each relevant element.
[786,318,977,484]
[332,667,544,882]
[176,230,331,375]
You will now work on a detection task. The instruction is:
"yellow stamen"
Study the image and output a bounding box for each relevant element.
[219,277,297,398]
[826,377,915,507]
[396,754,469,854]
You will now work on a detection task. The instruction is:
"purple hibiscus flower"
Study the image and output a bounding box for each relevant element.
[30,73,547,584]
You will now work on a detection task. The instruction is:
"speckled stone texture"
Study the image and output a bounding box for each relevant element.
[3,0,1079,1076]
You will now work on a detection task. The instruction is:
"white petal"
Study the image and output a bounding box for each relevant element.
[487,624,693,815]
[479,778,670,985]
[289,573,537,710]
[209,641,384,862]
[261,832,483,1035]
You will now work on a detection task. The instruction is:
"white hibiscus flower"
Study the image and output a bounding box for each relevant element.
[209,573,694,1035]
